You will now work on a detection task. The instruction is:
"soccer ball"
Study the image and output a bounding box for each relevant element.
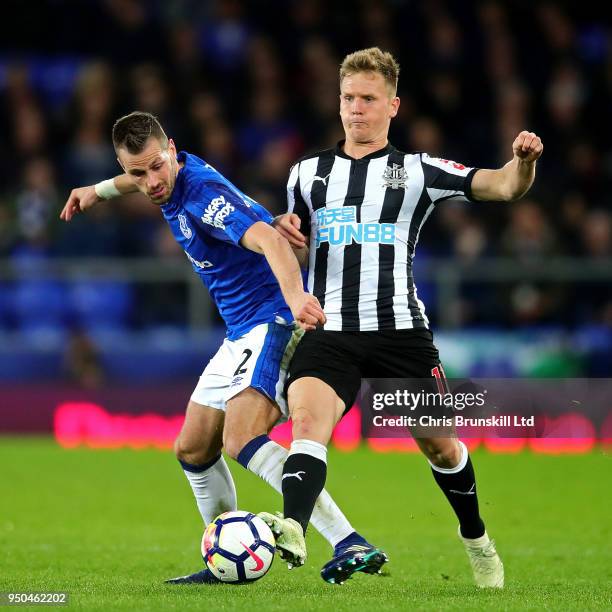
[202,511,276,583]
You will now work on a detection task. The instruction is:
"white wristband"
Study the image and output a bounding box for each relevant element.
[94,178,121,200]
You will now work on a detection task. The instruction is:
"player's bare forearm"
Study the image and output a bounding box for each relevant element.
[241,222,325,329]
[502,157,536,200]
[113,174,139,195]
[244,224,306,302]
[265,239,307,308]
[60,175,138,222]
[472,159,536,202]
[471,131,543,202]
[270,215,309,268]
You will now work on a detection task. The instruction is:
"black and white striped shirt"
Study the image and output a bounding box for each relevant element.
[287,141,478,331]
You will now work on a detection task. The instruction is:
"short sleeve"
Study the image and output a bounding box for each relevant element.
[287,163,311,236]
[186,183,267,245]
[420,153,479,204]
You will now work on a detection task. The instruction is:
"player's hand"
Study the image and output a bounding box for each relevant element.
[288,292,326,331]
[59,185,102,221]
[273,214,307,249]
[512,131,543,163]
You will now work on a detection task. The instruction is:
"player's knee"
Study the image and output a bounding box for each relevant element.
[173,435,184,459]
[222,434,239,461]
[174,435,215,466]
[423,440,462,469]
[224,430,257,462]
[290,407,319,440]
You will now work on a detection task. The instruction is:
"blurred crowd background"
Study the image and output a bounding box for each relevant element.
[0,0,610,385]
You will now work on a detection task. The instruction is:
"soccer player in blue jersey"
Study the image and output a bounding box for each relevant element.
[60,111,387,583]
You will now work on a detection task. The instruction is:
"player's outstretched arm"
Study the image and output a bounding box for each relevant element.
[241,221,325,331]
[59,174,138,222]
[272,214,309,269]
[471,131,543,202]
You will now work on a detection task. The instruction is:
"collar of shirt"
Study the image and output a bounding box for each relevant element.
[334,140,395,160]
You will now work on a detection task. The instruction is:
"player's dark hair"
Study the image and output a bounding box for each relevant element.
[112,111,168,153]
[340,47,400,95]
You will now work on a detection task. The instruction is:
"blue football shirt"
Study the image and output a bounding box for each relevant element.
[161,151,292,339]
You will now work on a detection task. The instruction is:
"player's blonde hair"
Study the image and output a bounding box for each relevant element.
[339,47,400,95]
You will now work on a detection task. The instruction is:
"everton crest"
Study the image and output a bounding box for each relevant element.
[178,213,192,239]
[382,163,408,189]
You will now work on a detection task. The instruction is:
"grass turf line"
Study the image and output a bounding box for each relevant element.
[1,438,611,611]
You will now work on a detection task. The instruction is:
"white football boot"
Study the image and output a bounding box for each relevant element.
[459,527,504,588]
[258,512,306,568]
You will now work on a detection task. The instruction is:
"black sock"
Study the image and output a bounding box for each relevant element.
[431,451,485,539]
[282,449,327,534]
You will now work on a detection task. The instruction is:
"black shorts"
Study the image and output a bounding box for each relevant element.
[287,328,443,411]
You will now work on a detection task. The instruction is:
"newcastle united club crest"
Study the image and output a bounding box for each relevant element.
[382,163,408,189]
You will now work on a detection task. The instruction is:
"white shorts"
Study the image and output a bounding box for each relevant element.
[190,320,303,417]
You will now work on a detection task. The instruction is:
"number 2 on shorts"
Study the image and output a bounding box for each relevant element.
[234,349,253,376]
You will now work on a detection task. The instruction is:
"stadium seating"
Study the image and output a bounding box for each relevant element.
[11,279,69,342]
[68,280,134,335]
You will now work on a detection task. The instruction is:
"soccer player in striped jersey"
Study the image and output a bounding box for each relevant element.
[59,111,381,584]
[267,47,543,587]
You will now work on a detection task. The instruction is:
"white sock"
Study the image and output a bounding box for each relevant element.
[238,435,354,547]
[180,455,237,525]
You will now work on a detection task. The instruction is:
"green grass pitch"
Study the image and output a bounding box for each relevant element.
[1,438,611,611]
